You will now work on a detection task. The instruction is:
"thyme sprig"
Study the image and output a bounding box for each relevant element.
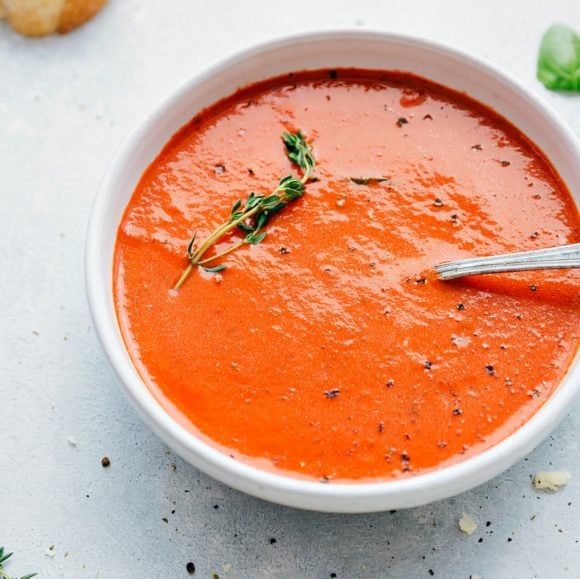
[173,130,315,290]
[0,547,36,579]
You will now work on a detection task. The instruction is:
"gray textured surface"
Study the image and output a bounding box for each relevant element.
[1,1,579,577]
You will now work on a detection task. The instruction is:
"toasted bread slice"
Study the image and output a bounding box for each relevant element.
[0,0,106,36]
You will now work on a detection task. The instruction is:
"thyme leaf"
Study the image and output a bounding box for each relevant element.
[349,177,389,185]
[202,265,227,274]
[0,547,37,579]
[173,130,316,290]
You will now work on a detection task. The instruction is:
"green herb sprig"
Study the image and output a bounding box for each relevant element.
[0,547,36,579]
[173,130,315,290]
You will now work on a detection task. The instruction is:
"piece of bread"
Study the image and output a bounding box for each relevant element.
[0,0,107,36]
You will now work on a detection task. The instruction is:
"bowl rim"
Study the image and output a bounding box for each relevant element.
[85,28,580,512]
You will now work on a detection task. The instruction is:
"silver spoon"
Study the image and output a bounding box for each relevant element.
[435,243,580,280]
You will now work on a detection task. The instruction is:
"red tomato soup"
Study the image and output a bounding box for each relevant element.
[114,70,579,482]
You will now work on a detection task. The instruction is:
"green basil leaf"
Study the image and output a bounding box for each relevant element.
[537,25,580,91]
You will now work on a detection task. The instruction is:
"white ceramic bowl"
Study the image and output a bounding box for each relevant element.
[86,30,580,513]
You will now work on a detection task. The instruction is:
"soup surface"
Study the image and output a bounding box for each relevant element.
[114,69,579,482]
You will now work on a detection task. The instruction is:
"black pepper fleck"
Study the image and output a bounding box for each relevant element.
[452,408,462,416]
[423,114,433,121]
[501,160,511,167]
[101,456,110,468]
[396,117,409,127]
[329,69,338,79]
[186,562,196,575]
[529,284,538,292]
[485,364,495,376]
[471,144,483,150]
[433,198,444,207]
[428,570,435,577]
[248,168,255,176]
[457,303,465,311]
[324,388,341,399]
[424,361,432,370]
[214,164,226,175]
[386,379,395,387]
[270,538,277,545]
[279,246,290,254]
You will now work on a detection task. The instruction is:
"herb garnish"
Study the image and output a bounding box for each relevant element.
[349,177,389,185]
[0,547,36,579]
[173,130,315,290]
[537,25,580,91]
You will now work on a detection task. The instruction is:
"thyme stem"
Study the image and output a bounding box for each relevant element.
[173,130,315,290]
[173,264,194,291]
[197,241,245,266]
[191,204,262,264]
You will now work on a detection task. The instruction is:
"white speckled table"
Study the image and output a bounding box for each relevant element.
[2,1,579,577]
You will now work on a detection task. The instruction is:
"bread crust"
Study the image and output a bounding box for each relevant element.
[58,0,106,34]
[0,0,106,36]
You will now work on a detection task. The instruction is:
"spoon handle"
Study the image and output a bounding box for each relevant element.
[435,243,580,280]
